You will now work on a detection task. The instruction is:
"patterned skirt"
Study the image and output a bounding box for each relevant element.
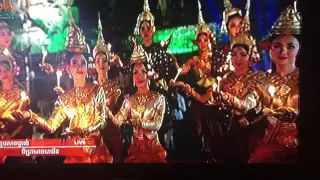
[248,143,297,163]
[249,122,297,163]
[125,137,167,163]
[64,135,113,163]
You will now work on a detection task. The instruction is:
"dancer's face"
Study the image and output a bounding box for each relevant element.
[196,34,210,53]
[0,28,12,48]
[270,35,300,66]
[95,52,109,74]
[133,62,149,89]
[231,46,250,73]
[228,17,242,38]
[140,21,154,43]
[0,61,14,84]
[69,53,88,80]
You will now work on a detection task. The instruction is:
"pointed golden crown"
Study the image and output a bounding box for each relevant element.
[93,12,109,58]
[270,1,301,36]
[242,0,251,33]
[130,37,147,64]
[231,32,254,49]
[231,31,261,63]
[231,0,257,56]
[224,0,242,22]
[221,0,242,33]
[65,9,88,53]
[135,0,155,35]
[196,0,212,37]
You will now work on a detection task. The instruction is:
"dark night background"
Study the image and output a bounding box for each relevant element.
[30,0,299,113]
[74,0,298,54]
[1,0,318,176]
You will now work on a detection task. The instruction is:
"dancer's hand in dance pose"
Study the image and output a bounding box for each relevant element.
[54,86,65,95]
[39,63,54,74]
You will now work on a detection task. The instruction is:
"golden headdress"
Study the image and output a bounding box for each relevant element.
[93,12,109,58]
[231,0,252,48]
[196,0,212,37]
[259,1,301,51]
[231,33,254,50]
[221,0,243,33]
[65,9,89,53]
[130,37,147,64]
[270,1,301,36]
[134,0,155,35]
[224,0,242,20]
[230,0,259,62]
[241,0,251,33]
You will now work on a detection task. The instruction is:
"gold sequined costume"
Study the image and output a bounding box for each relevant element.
[178,2,217,145]
[249,69,299,163]
[218,0,264,116]
[212,70,266,163]
[181,0,216,89]
[0,88,31,137]
[107,91,166,163]
[219,71,266,115]
[106,41,166,163]
[216,0,261,77]
[91,13,123,162]
[27,9,113,163]
[215,4,265,162]
[92,12,122,113]
[128,0,178,92]
[98,79,123,162]
[29,83,113,163]
[249,2,300,163]
[185,8,266,162]
[0,50,32,163]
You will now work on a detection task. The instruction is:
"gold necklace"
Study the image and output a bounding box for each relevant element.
[72,85,92,119]
[72,84,93,129]
[195,61,211,79]
[0,89,19,108]
[75,87,85,105]
[132,91,156,113]
[269,70,299,106]
[227,71,253,96]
